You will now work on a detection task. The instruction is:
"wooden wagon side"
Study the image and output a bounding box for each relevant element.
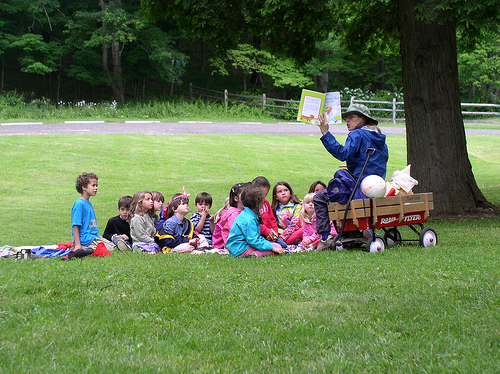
[328,193,434,231]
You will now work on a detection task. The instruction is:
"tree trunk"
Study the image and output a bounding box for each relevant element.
[315,69,329,93]
[111,37,125,103]
[397,0,492,215]
[200,38,206,73]
[99,0,125,103]
[1,58,4,92]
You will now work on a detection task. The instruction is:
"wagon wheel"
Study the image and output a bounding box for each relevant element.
[365,236,387,253]
[333,235,344,251]
[419,227,438,247]
[384,228,402,247]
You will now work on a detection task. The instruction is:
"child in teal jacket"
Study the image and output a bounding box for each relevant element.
[226,185,285,257]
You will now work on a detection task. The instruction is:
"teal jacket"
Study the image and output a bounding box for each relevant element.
[226,207,274,257]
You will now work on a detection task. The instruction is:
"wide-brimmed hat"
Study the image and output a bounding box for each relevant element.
[342,103,378,125]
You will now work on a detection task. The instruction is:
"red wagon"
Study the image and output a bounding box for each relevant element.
[328,192,438,252]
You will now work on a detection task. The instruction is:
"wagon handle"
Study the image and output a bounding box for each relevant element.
[335,147,377,249]
[365,148,376,157]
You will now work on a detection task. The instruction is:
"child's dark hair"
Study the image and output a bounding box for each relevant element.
[151,191,165,203]
[271,181,301,212]
[75,172,98,194]
[195,192,212,207]
[118,195,132,209]
[308,180,327,193]
[229,182,250,208]
[241,185,265,215]
[166,195,189,218]
[252,176,271,189]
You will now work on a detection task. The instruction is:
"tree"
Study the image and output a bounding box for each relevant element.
[211,43,313,93]
[140,0,332,64]
[457,29,500,100]
[334,0,497,215]
[65,0,187,102]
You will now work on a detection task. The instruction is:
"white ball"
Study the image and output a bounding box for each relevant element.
[360,175,387,198]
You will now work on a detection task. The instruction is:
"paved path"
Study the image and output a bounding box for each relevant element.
[0,121,499,136]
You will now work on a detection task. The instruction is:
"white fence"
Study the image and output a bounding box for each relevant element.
[189,83,500,124]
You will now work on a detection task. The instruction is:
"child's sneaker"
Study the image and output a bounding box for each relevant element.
[116,239,131,251]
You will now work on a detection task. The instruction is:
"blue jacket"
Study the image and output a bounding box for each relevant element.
[321,126,388,179]
[154,215,196,252]
[226,207,274,257]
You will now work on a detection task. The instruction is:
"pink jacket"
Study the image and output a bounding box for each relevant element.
[300,215,337,245]
[212,207,242,249]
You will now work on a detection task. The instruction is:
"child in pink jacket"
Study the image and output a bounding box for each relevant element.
[299,193,337,250]
[212,183,249,249]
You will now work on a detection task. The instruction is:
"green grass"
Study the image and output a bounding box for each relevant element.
[0,133,499,373]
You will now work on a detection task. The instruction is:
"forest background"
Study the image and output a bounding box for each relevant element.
[1,0,500,106]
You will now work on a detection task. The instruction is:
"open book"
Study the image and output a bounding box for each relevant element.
[297,89,342,125]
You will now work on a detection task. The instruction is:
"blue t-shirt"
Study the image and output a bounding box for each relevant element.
[71,198,99,246]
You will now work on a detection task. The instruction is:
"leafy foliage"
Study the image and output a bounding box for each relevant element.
[211,44,313,90]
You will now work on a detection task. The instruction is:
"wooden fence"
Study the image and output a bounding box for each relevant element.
[190,83,500,123]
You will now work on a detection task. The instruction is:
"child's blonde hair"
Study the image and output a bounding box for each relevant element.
[129,190,153,218]
[299,193,316,224]
[213,197,230,223]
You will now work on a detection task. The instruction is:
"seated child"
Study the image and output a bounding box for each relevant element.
[299,193,337,250]
[151,191,165,228]
[190,192,215,244]
[156,187,190,231]
[103,195,133,251]
[308,180,327,194]
[252,176,287,248]
[155,195,209,253]
[271,181,303,245]
[130,190,161,253]
[212,183,249,249]
[226,185,285,257]
[70,172,115,258]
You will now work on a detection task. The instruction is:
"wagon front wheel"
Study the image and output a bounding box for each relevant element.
[365,236,387,253]
[419,227,438,247]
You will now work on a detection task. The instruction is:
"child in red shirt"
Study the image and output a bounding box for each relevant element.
[252,176,287,248]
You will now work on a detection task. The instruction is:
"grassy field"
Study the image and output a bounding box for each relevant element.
[0,133,499,373]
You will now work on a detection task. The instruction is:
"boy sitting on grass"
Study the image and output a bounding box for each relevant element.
[70,172,115,258]
[190,192,215,245]
[103,195,133,251]
[155,194,210,253]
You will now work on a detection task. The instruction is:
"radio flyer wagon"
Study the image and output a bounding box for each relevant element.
[325,147,437,252]
[328,192,438,252]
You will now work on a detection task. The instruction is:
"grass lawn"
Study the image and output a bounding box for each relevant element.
[0,133,499,373]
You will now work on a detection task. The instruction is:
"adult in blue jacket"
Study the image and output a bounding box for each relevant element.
[314,103,389,251]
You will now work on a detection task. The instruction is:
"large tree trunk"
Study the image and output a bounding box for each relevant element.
[397,0,492,215]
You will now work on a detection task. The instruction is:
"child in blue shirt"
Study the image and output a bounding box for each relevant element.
[70,172,115,257]
[155,195,210,253]
[226,185,285,257]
